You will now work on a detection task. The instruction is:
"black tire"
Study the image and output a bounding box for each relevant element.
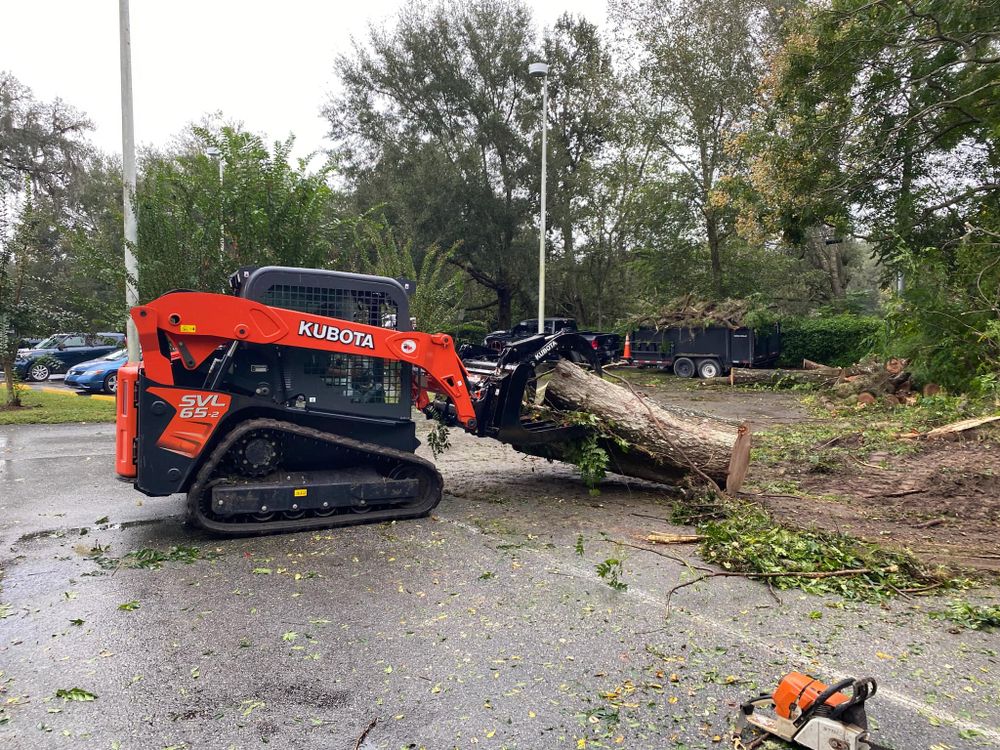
[103,372,118,394]
[27,361,51,382]
[673,357,695,378]
[697,359,722,379]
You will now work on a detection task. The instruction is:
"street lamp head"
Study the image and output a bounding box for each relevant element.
[205,146,221,159]
[528,62,549,78]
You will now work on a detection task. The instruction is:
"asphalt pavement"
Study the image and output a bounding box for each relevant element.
[1,422,998,749]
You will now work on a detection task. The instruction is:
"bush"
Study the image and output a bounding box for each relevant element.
[450,322,489,347]
[778,315,881,367]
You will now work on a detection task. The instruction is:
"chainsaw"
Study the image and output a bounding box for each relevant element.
[737,672,887,750]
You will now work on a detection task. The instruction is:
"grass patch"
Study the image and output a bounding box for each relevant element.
[752,393,991,468]
[0,389,115,425]
[673,498,963,601]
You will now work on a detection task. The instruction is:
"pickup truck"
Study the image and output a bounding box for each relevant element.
[484,318,621,366]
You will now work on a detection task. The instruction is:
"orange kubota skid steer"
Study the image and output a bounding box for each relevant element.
[115,266,601,535]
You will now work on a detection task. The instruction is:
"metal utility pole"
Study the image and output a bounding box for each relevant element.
[119,0,140,363]
[529,62,549,334]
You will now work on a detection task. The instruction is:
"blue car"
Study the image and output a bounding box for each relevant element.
[65,348,128,394]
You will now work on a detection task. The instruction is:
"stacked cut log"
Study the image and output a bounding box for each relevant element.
[729,357,931,407]
[512,361,751,491]
[828,358,919,407]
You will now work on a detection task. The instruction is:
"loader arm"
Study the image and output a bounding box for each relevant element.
[131,291,479,429]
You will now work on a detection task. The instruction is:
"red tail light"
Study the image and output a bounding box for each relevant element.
[591,339,599,349]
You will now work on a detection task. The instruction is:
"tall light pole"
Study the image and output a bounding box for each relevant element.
[119,0,140,363]
[206,146,224,261]
[529,61,549,335]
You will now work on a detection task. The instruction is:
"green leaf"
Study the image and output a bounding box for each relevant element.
[240,699,265,717]
[69,618,85,626]
[117,600,140,612]
[55,687,97,701]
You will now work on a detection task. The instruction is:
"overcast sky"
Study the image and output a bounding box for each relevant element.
[1,0,607,162]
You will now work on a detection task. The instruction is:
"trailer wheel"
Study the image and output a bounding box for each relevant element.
[673,357,696,378]
[697,359,721,379]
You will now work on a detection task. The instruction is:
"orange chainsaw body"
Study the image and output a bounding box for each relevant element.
[773,671,850,719]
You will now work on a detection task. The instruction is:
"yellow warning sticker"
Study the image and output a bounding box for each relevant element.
[294,488,308,497]
[179,324,197,333]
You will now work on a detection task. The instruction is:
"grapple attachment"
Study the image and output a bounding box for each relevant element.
[454,330,603,447]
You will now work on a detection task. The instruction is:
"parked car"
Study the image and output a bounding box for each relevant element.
[64,348,128,394]
[627,324,782,378]
[13,332,126,382]
[484,318,622,365]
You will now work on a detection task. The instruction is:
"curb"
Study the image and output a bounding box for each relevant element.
[39,386,115,402]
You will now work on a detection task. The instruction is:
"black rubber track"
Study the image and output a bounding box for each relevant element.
[185,418,443,536]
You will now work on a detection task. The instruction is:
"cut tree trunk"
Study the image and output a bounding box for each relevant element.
[516,361,747,488]
[729,367,843,388]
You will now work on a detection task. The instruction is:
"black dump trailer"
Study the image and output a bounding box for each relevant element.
[627,324,781,378]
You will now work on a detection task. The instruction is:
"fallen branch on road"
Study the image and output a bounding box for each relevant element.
[664,566,898,616]
[644,532,703,545]
[354,717,378,750]
[612,539,713,574]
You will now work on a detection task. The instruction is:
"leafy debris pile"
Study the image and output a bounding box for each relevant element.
[85,545,218,572]
[674,499,957,601]
[932,600,1000,631]
[628,294,757,331]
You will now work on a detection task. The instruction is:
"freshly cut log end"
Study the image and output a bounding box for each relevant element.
[512,361,748,487]
[725,422,752,494]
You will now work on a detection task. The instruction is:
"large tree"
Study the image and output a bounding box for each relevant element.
[744,0,999,261]
[136,124,341,300]
[539,14,622,323]
[326,0,539,327]
[0,72,93,405]
[609,0,780,298]
[742,0,1000,386]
